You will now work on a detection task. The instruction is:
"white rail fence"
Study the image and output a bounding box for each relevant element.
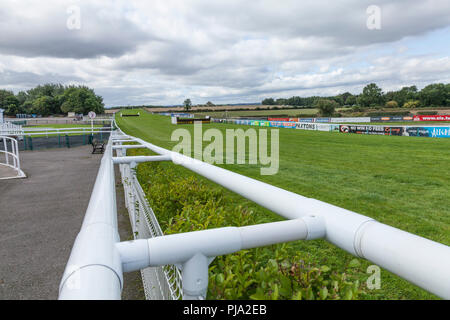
[0,122,23,136]
[59,124,450,300]
[0,135,26,180]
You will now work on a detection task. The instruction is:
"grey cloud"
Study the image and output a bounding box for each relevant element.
[0,69,83,87]
[0,2,150,59]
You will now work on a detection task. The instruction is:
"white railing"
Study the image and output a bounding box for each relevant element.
[0,135,26,180]
[59,124,450,300]
[118,154,182,300]
[21,127,112,137]
[0,122,24,136]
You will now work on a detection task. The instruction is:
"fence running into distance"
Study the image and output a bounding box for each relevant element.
[0,122,23,136]
[0,135,26,179]
[58,121,450,300]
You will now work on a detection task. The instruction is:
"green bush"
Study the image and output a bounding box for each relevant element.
[131,150,365,300]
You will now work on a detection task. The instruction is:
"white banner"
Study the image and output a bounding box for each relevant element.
[330,117,371,123]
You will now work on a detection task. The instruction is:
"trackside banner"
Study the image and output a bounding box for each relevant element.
[413,115,450,122]
[330,117,371,123]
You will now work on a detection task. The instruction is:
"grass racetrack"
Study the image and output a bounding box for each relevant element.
[116,109,450,300]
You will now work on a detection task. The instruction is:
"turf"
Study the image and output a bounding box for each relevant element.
[115,109,450,300]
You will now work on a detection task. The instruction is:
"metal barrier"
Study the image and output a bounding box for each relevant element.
[0,122,24,136]
[0,135,26,180]
[59,124,450,300]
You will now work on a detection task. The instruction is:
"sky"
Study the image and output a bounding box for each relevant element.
[0,0,449,107]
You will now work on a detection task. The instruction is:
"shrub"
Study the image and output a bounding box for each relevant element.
[385,101,399,108]
[403,100,420,108]
[315,99,338,117]
[130,150,365,300]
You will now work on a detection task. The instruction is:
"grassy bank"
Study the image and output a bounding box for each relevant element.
[116,109,450,299]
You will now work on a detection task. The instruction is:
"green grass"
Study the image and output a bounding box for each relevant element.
[116,109,450,299]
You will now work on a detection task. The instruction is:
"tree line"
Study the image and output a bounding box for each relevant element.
[262,83,450,110]
[0,83,105,116]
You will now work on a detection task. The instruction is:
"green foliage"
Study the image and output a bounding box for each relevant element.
[418,83,449,107]
[131,153,364,300]
[262,98,276,105]
[315,99,338,116]
[403,100,420,109]
[260,82,449,109]
[0,83,104,116]
[60,86,104,115]
[385,100,399,108]
[358,83,384,107]
[183,98,192,111]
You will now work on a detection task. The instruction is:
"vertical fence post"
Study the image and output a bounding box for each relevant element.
[65,135,70,148]
[28,136,33,151]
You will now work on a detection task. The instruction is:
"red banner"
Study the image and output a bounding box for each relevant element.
[268,118,290,121]
[413,115,450,122]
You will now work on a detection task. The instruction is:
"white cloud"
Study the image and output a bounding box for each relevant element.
[0,0,449,106]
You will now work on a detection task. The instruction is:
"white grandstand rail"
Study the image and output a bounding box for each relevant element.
[0,135,26,179]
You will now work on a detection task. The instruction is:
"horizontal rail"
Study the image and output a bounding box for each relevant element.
[116,217,325,273]
[112,155,172,164]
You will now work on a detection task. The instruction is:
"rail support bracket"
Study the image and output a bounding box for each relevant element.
[178,253,215,300]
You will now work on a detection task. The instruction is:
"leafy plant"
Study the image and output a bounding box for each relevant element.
[129,149,365,300]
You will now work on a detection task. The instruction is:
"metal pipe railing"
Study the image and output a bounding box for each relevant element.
[59,139,122,299]
[0,135,26,179]
[59,126,450,300]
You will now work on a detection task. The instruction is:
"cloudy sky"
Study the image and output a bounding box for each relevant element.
[0,0,449,107]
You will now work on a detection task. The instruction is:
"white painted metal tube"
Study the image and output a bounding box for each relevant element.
[59,139,123,300]
[112,155,172,164]
[116,130,450,299]
[356,221,450,299]
[116,218,324,273]
[112,145,145,149]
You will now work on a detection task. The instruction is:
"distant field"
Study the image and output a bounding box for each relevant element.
[193,108,318,117]
[116,109,450,300]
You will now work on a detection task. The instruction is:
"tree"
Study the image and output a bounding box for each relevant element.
[358,83,384,107]
[418,83,448,107]
[183,99,192,111]
[32,96,55,116]
[60,86,105,114]
[0,90,20,115]
[346,95,357,106]
[315,99,338,116]
[385,100,399,108]
[206,101,215,108]
[262,98,275,105]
